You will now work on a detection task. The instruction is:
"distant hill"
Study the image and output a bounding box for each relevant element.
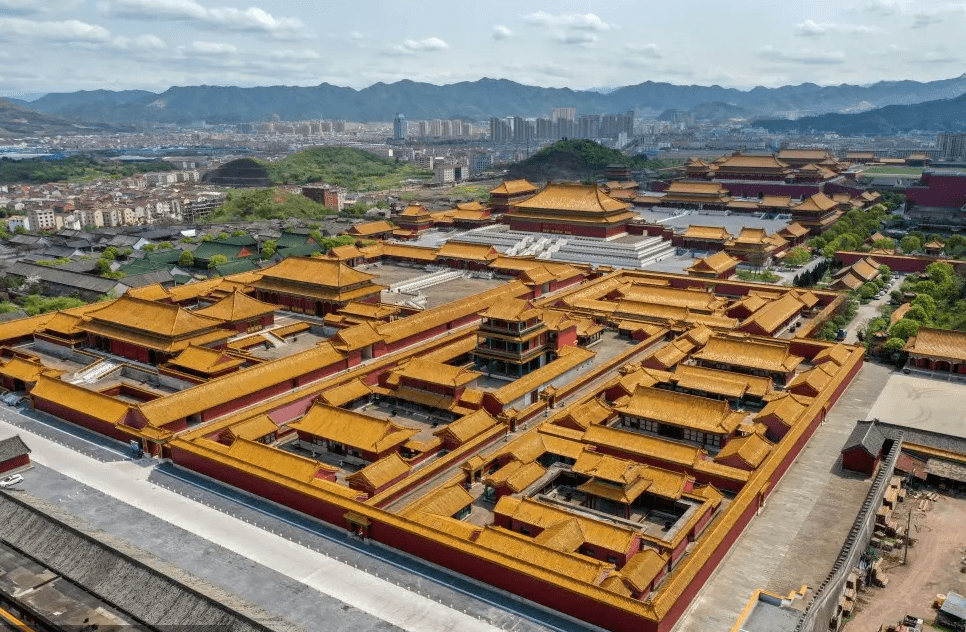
[505,139,657,182]
[0,98,112,138]
[15,75,966,127]
[658,101,753,122]
[756,91,966,134]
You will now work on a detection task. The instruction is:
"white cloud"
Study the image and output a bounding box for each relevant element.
[179,41,238,56]
[860,0,902,15]
[269,49,321,62]
[0,0,79,15]
[100,0,307,38]
[557,31,597,46]
[626,43,662,59]
[758,46,847,65]
[493,25,513,40]
[523,11,614,31]
[385,37,449,56]
[0,17,111,42]
[795,20,884,37]
[113,33,166,51]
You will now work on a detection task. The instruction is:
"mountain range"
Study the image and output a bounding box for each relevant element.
[0,98,119,138]
[7,75,966,128]
[757,90,966,134]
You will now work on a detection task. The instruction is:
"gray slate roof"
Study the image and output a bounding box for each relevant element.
[0,435,30,462]
[843,420,887,456]
[6,262,122,294]
[121,269,175,288]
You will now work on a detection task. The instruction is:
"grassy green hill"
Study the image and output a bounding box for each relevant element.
[207,188,339,222]
[0,155,175,183]
[262,147,433,191]
[505,139,672,182]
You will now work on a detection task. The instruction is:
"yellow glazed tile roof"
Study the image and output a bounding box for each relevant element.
[613,385,745,435]
[714,433,773,468]
[490,179,538,195]
[399,482,474,518]
[903,327,966,362]
[291,403,417,454]
[691,335,803,373]
[258,255,376,288]
[473,526,612,586]
[30,375,130,425]
[345,453,411,489]
[167,345,245,374]
[195,291,276,322]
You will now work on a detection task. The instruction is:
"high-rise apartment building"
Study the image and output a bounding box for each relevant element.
[937,133,966,159]
[550,107,576,123]
[490,117,512,144]
[393,114,408,141]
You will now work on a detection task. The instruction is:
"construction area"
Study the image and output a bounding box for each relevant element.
[845,489,966,632]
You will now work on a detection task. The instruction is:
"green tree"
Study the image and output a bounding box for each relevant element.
[872,238,895,250]
[208,254,228,269]
[883,337,906,355]
[95,258,112,275]
[14,226,27,235]
[201,234,214,242]
[142,243,156,253]
[877,265,892,283]
[905,305,930,324]
[157,241,172,250]
[261,239,277,260]
[889,318,921,341]
[900,235,922,253]
[925,261,954,285]
[217,231,229,240]
[911,293,937,319]
[180,236,196,244]
[20,295,86,315]
[101,246,118,261]
[231,229,247,237]
[783,247,811,266]
[178,250,194,267]
[859,282,878,300]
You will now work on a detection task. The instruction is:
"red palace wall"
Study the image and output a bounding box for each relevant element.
[170,445,354,524]
[368,519,655,632]
[0,454,29,474]
[202,380,294,421]
[32,397,132,443]
[835,250,957,274]
[841,449,877,476]
[905,172,966,208]
[508,220,626,238]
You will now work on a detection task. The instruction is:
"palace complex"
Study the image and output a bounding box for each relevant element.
[0,235,866,632]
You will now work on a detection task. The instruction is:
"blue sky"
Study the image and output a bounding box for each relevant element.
[0,0,963,98]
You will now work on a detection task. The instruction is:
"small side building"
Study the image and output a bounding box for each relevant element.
[0,435,30,474]
[841,420,886,477]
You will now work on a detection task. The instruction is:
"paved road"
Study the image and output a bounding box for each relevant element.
[844,276,902,344]
[0,408,593,632]
[672,362,895,632]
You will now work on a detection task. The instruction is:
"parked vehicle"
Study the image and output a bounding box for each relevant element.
[0,474,23,488]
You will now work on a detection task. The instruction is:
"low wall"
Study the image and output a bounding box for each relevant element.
[794,434,903,632]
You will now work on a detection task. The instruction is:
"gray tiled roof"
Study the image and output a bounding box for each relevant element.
[0,435,30,462]
[843,420,887,456]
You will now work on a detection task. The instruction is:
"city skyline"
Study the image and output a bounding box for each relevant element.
[1,0,964,98]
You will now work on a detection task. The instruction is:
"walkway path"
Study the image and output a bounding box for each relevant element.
[672,362,895,632]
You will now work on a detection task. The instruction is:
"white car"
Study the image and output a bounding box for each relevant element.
[0,474,23,488]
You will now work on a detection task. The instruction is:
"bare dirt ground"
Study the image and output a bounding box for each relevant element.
[845,490,966,632]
